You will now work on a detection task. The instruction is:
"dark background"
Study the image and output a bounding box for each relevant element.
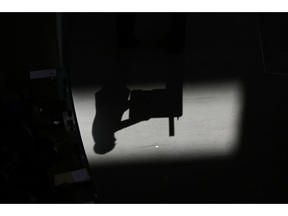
[0,13,288,203]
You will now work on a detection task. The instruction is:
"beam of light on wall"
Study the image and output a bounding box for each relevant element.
[72,80,243,167]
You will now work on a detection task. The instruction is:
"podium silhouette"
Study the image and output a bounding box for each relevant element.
[129,80,182,136]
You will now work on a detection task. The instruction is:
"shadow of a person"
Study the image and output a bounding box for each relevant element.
[92,82,130,154]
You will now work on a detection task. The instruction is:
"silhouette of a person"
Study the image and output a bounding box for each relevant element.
[92,81,130,154]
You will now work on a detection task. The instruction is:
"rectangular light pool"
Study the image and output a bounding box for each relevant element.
[72,80,243,167]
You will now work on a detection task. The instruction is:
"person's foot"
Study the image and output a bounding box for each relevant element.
[93,135,116,154]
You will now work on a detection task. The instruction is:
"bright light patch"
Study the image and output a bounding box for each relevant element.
[72,80,243,167]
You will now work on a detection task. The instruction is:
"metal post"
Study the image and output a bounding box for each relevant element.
[169,117,175,136]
